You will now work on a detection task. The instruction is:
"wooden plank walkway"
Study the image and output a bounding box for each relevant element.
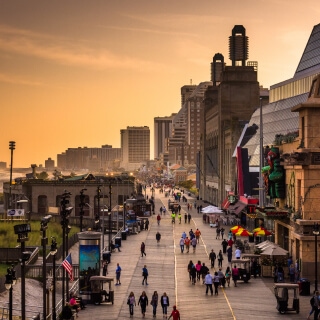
[73,190,311,320]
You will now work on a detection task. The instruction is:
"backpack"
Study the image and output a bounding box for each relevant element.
[310,296,315,306]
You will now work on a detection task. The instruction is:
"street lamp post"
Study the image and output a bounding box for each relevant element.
[101,207,109,251]
[14,223,31,320]
[8,141,15,210]
[79,189,87,232]
[259,98,265,208]
[60,190,73,303]
[95,186,102,231]
[50,237,57,320]
[41,215,52,320]
[5,265,17,320]
[313,223,319,291]
[109,183,112,251]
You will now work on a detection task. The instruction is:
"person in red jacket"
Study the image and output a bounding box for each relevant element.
[168,305,180,320]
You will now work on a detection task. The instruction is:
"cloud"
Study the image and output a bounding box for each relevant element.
[0,72,43,86]
[0,24,158,71]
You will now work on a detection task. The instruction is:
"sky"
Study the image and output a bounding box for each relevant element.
[0,0,319,168]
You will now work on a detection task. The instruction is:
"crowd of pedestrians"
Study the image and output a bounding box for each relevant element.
[127,291,178,319]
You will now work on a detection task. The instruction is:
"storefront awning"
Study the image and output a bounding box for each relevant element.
[229,201,247,216]
[221,197,230,210]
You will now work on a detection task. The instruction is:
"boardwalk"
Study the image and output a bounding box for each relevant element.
[65,190,311,319]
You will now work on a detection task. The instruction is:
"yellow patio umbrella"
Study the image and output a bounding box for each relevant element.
[230,225,243,234]
[254,229,272,236]
[235,229,253,237]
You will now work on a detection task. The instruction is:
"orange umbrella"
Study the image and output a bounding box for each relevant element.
[236,229,253,237]
[254,229,272,236]
[230,225,243,234]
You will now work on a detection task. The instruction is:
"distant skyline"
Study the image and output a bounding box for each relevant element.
[0,0,319,168]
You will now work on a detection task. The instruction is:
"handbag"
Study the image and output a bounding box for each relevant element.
[127,298,130,305]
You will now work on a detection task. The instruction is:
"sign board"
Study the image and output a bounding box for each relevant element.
[7,209,25,217]
[48,207,60,215]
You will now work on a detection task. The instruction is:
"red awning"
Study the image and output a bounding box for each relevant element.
[229,201,247,215]
[234,201,247,215]
[221,197,230,209]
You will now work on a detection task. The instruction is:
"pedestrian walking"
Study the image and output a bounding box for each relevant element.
[187,213,191,223]
[195,260,202,281]
[213,271,220,295]
[187,260,194,282]
[138,291,148,318]
[145,219,149,230]
[160,207,163,215]
[127,291,136,318]
[227,246,232,263]
[102,261,108,276]
[204,271,213,295]
[232,265,239,287]
[156,232,161,243]
[235,247,241,259]
[227,238,234,247]
[200,262,209,284]
[115,263,121,285]
[181,231,187,239]
[142,265,148,285]
[189,229,194,239]
[157,214,161,225]
[220,227,225,239]
[160,292,170,318]
[195,228,201,243]
[222,239,228,254]
[191,237,197,253]
[179,237,185,253]
[216,227,221,239]
[289,263,295,283]
[141,242,146,257]
[168,305,180,320]
[150,291,159,318]
[218,268,226,288]
[184,213,187,223]
[190,264,197,285]
[209,249,216,268]
[178,213,182,224]
[184,237,190,253]
[225,266,231,287]
[218,250,223,268]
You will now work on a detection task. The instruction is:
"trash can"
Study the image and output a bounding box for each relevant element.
[103,251,111,264]
[299,278,310,296]
[115,237,122,247]
[121,231,127,240]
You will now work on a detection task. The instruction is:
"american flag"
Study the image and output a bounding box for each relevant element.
[62,253,74,281]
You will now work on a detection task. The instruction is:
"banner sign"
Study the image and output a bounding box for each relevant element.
[7,209,25,216]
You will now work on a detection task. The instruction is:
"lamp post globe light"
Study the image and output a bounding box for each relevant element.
[41,215,52,320]
[14,223,31,320]
[8,141,15,211]
[60,190,73,303]
[79,189,87,232]
[109,183,112,251]
[50,237,58,320]
[313,223,319,291]
[5,265,17,320]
